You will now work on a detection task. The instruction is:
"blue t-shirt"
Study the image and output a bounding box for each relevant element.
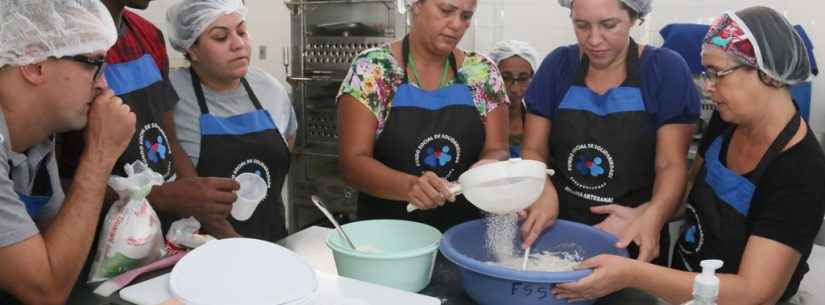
[525,44,700,128]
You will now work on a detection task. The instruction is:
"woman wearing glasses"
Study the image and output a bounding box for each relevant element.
[551,7,825,304]
[489,40,539,158]
[518,0,700,264]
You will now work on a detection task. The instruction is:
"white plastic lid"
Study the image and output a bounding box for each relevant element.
[169,238,318,305]
[693,259,724,299]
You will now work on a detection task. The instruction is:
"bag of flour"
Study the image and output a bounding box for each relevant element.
[88,162,165,283]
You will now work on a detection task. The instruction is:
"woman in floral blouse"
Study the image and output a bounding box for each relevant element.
[336,0,510,231]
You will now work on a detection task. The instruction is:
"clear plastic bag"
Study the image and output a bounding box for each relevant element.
[87,162,165,283]
[166,217,215,250]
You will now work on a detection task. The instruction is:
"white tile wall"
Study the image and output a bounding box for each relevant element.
[138,0,825,135]
[465,0,825,137]
[137,0,292,89]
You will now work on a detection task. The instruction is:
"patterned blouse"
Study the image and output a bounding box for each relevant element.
[337,45,510,135]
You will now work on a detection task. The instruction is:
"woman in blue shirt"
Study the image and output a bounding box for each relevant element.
[519,0,700,264]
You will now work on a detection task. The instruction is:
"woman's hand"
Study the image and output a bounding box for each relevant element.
[592,203,663,262]
[554,255,638,302]
[518,182,559,249]
[407,171,455,210]
[591,204,647,237]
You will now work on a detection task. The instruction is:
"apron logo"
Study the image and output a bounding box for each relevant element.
[567,143,614,191]
[576,155,605,177]
[678,204,704,255]
[138,123,173,178]
[414,134,462,179]
[232,159,272,201]
[424,145,453,167]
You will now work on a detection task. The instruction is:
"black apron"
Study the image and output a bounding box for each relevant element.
[676,113,801,299]
[1,154,53,303]
[190,69,290,242]
[549,40,667,263]
[356,35,485,232]
[108,17,175,181]
[9,157,53,220]
[549,40,656,223]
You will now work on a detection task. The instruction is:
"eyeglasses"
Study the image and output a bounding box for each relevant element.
[701,64,746,84]
[502,75,533,87]
[61,55,106,81]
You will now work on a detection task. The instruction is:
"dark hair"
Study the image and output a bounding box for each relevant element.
[183,37,201,61]
[618,1,642,23]
[569,0,644,24]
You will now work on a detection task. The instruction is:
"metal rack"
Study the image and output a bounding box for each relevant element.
[284,0,407,232]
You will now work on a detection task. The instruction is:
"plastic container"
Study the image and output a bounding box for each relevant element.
[682,259,723,305]
[170,238,318,305]
[326,219,441,292]
[439,219,628,305]
[231,173,267,221]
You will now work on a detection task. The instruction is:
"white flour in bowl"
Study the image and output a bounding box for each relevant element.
[483,213,584,272]
[487,250,583,272]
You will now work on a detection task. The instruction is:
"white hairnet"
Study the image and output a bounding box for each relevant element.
[397,0,420,15]
[558,0,652,18]
[166,0,248,53]
[488,40,539,73]
[733,6,811,85]
[0,0,117,68]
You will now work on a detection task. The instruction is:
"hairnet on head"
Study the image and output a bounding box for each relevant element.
[488,40,539,73]
[166,0,248,53]
[558,0,652,18]
[0,0,117,68]
[703,6,811,85]
[397,0,420,15]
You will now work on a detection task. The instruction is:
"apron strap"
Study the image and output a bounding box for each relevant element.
[401,35,458,84]
[240,78,264,110]
[7,155,53,197]
[190,68,210,114]
[575,38,641,86]
[190,68,264,114]
[719,113,801,184]
[750,113,802,183]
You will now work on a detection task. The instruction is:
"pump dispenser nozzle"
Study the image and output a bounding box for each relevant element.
[694,260,724,301]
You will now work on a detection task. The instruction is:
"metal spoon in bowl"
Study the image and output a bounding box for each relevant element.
[311,195,357,250]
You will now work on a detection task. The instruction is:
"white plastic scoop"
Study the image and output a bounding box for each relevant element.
[407,159,554,215]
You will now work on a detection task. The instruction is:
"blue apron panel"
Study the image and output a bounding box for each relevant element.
[200,109,277,136]
[104,54,163,96]
[392,84,475,110]
[703,136,755,216]
[558,86,646,116]
[19,193,51,220]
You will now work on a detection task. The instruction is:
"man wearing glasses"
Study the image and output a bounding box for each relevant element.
[0,1,136,304]
[59,0,242,247]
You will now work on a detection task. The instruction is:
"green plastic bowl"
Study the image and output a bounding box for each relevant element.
[326,219,442,292]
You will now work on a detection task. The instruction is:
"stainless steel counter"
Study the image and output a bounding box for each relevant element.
[63,226,663,305]
[63,226,824,305]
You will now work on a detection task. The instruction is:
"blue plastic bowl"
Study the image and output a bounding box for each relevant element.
[439,219,628,305]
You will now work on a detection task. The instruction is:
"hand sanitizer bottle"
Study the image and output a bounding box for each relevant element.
[682,259,724,305]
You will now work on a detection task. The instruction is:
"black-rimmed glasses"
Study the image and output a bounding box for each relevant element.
[502,75,533,87]
[61,55,106,81]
